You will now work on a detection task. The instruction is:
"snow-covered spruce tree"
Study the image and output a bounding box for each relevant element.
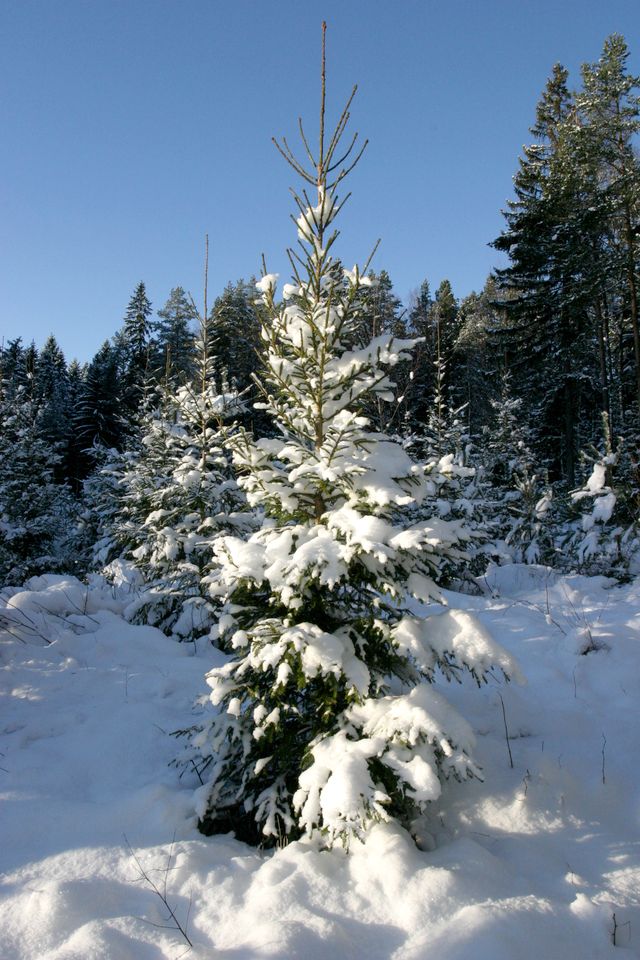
[188,34,521,848]
[0,384,78,585]
[563,416,640,577]
[97,245,254,639]
[484,373,554,565]
[151,286,197,387]
[404,354,486,585]
[79,443,131,572]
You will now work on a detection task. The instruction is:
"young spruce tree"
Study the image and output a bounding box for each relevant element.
[189,28,521,847]
[96,243,253,638]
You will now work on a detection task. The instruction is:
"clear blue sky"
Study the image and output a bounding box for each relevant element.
[1,0,638,363]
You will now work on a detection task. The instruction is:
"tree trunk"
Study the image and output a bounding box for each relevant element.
[563,377,576,487]
[623,203,640,415]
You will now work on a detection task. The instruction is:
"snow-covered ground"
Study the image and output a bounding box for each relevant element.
[1,565,639,959]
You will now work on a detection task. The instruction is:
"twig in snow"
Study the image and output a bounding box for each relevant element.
[0,599,52,644]
[601,732,607,785]
[498,693,514,768]
[560,586,609,654]
[519,769,531,799]
[60,588,100,625]
[611,912,631,947]
[501,598,568,636]
[123,833,193,950]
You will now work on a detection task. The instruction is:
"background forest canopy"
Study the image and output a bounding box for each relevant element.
[1,31,639,588]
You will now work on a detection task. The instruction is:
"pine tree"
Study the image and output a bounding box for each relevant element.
[409,354,486,583]
[579,35,640,423]
[432,281,460,360]
[404,278,464,434]
[0,338,29,399]
[186,32,520,848]
[22,342,38,399]
[454,278,501,435]
[98,245,253,639]
[35,335,71,481]
[484,373,555,565]
[65,359,87,488]
[74,341,127,472]
[210,279,263,394]
[119,282,153,412]
[572,33,640,488]
[355,269,405,341]
[0,385,77,584]
[405,279,434,429]
[492,63,599,485]
[123,282,153,366]
[492,49,640,485]
[105,387,249,638]
[353,269,408,432]
[152,287,197,386]
[562,415,640,576]
[78,445,130,572]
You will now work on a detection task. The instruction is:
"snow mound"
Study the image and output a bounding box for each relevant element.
[1,570,639,958]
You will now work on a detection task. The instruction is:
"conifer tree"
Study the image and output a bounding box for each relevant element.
[356,269,405,341]
[492,64,597,485]
[408,354,486,583]
[405,278,464,434]
[152,286,197,386]
[65,359,87,488]
[79,445,130,571]
[98,244,253,639]
[484,373,554,565]
[36,335,71,480]
[119,282,153,412]
[123,282,153,366]
[432,281,459,356]
[562,415,640,576]
[405,279,434,428]
[0,385,77,584]
[352,269,408,432]
[75,341,127,471]
[187,30,520,848]
[579,35,640,422]
[0,338,28,398]
[454,278,500,434]
[210,279,263,394]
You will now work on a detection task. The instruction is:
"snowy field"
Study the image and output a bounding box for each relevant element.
[1,565,639,959]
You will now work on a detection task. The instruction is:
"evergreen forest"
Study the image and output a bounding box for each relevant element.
[2,35,638,601]
[3,20,640,956]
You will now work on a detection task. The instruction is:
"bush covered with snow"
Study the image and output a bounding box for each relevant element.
[561,430,640,579]
[86,317,255,640]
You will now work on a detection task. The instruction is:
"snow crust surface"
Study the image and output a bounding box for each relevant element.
[1,566,639,958]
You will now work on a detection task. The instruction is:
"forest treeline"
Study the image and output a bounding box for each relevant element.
[1,33,639,589]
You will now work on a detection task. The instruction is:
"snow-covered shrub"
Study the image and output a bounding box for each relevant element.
[564,434,640,577]
[185,74,522,848]
[85,298,255,641]
[101,379,252,639]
